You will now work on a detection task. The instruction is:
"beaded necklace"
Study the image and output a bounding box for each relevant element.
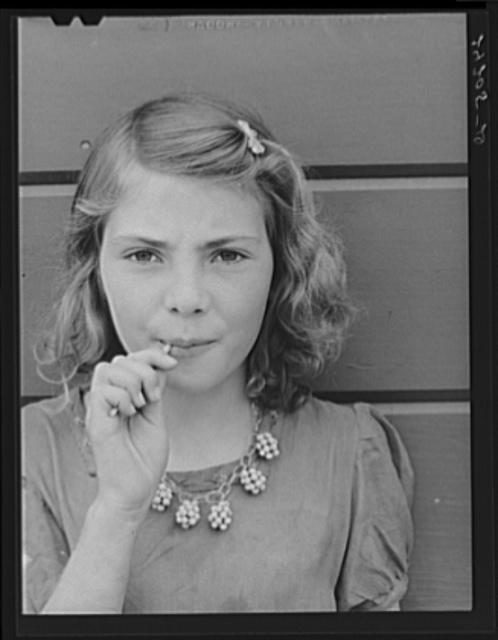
[151,403,280,531]
[75,394,280,532]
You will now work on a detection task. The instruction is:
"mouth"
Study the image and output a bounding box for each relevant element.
[169,338,214,348]
[159,338,216,359]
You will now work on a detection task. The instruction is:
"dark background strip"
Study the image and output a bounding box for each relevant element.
[19,164,468,186]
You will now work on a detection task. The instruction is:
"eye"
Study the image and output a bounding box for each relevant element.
[126,249,160,264]
[212,249,246,264]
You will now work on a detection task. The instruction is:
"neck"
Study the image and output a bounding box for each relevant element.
[162,374,254,472]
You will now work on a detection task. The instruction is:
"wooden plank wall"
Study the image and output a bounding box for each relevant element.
[18,14,471,610]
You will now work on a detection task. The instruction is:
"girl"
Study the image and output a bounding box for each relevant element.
[22,93,414,614]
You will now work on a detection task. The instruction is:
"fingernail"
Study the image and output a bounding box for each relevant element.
[108,406,119,417]
[137,392,146,407]
[162,343,171,355]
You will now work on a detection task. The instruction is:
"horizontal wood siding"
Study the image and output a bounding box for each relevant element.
[387,411,472,611]
[313,186,469,393]
[19,14,466,171]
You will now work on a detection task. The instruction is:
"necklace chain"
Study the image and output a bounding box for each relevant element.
[75,398,280,532]
[151,403,280,531]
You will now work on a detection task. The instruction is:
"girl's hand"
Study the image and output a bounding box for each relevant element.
[85,344,178,520]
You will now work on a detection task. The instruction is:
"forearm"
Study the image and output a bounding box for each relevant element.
[42,498,143,614]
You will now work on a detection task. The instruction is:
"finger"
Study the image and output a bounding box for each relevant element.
[94,360,153,411]
[102,386,137,418]
[127,343,178,372]
[108,356,161,405]
[104,359,151,409]
[87,385,137,437]
[92,346,177,407]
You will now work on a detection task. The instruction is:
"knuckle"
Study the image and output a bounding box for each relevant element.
[91,362,110,385]
[93,361,109,375]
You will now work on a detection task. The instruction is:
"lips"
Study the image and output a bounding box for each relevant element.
[163,338,215,348]
[159,338,216,360]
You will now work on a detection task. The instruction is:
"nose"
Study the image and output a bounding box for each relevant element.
[162,261,209,316]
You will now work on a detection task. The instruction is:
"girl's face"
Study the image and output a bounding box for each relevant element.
[99,167,274,396]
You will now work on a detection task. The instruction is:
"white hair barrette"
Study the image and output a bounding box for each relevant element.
[237,119,266,156]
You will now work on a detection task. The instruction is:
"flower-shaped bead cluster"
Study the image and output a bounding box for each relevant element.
[175,499,201,529]
[240,466,267,495]
[208,500,233,531]
[152,480,173,512]
[255,432,279,460]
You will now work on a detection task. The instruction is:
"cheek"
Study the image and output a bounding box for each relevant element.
[227,265,273,336]
[100,252,147,311]
[99,264,125,316]
[98,260,149,351]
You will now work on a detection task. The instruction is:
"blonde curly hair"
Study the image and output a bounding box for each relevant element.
[35,92,356,413]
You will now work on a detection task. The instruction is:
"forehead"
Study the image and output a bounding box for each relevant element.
[106,166,267,237]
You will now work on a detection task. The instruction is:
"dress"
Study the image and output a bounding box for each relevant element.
[22,388,414,613]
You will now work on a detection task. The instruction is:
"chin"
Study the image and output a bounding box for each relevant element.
[166,377,225,396]
[166,362,245,396]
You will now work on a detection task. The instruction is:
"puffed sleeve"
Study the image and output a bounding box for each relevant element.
[22,404,70,613]
[335,403,415,611]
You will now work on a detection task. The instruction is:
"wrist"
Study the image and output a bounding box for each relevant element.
[89,494,149,533]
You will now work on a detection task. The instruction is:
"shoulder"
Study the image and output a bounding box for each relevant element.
[291,395,357,435]
[289,398,414,499]
[22,388,81,440]
[22,388,86,476]
[289,397,389,450]
[289,396,406,446]
[282,396,361,465]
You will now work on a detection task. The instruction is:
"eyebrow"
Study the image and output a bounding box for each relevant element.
[110,235,261,250]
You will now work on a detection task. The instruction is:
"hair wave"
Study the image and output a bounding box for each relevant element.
[35,92,357,413]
